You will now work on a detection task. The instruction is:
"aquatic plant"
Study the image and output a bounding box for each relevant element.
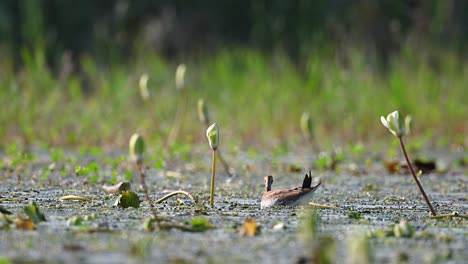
[138,73,150,101]
[129,133,156,215]
[197,98,233,177]
[166,64,188,149]
[381,110,437,216]
[206,123,219,207]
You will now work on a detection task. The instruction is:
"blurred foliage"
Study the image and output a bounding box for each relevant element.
[0,1,466,148]
[0,0,467,69]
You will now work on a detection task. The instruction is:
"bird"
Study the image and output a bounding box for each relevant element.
[261,171,322,209]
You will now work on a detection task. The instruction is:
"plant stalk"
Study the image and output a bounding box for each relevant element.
[398,136,437,216]
[137,162,157,216]
[166,90,187,152]
[210,149,217,207]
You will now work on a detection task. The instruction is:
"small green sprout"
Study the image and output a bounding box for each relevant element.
[381,110,437,216]
[206,123,219,207]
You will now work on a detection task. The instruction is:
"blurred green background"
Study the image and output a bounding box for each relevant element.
[0,0,466,150]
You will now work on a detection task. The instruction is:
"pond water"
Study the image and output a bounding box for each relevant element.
[0,150,466,263]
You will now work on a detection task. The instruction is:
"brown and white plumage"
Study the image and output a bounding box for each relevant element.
[261,172,322,209]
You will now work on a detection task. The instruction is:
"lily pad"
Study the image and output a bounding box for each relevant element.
[23,202,46,223]
[113,191,141,208]
[190,217,212,232]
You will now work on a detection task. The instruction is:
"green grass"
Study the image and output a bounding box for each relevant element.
[0,46,466,150]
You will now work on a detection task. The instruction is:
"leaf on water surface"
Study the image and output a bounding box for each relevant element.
[15,218,35,230]
[102,181,131,194]
[288,164,302,173]
[348,211,362,220]
[59,195,91,202]
[383,161,400,173]
[67,216,83,226]
[190,217,212,232]
[115,191,141,208]
[23,202,46,223]
[239,219,258,237]
[362,184,380,191]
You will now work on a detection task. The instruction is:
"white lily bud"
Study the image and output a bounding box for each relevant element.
[380,110,406,137]
[197,98,210,124]
[175,64,186,90]
[139,74,150,101]
[206,123,219,150]
[129,133,145,164]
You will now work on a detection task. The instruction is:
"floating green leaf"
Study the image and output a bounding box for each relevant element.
[190,217,212,232]
[67,216,83,226]
[348,211,363,219]
[116,191,141,208]
[23,202,46,223]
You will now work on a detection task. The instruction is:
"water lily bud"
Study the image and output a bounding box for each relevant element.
[197,98,210,124]
[206,123,219,150]
[380,110,406,137]
[300,112,313,140]
[129,133,145,164]
[175,64,186,90]
[405,115,413,135]
[139,73,150,101]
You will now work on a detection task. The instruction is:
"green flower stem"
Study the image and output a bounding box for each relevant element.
[398,136,437,216]
[210,149,217,207]
[165,90,187,152]
[137,162,157,216]
[217,150,233,177]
